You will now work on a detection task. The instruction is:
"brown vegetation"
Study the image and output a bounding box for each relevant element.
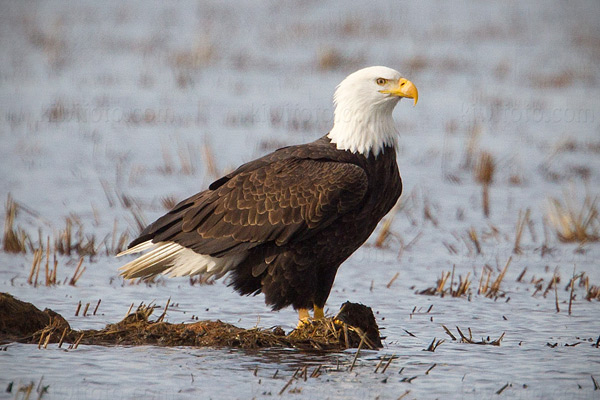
[442,325,505,346]
[2,195,29,253]
[547,194,599,243]
[3,194,134,263]
[0,294,381,351]
[417,265,471,298]
[417,258,512,300]
[474,151,496,218]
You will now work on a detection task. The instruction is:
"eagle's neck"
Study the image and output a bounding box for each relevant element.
[327,99,398,157]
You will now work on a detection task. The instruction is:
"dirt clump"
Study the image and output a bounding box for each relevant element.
[0,293,71,343]
[0,293,382,351]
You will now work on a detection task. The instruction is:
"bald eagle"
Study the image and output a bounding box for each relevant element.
[118,66,418,324]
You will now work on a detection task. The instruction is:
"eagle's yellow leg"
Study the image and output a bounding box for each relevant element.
[297,307,325,327]
[313,305,325,320]
[297,308,310,327]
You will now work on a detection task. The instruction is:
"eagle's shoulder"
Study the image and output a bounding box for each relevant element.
[208,135,358,191]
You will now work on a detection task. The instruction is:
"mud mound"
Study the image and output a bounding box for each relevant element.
[0,293,71,343]
[0,293,382,350]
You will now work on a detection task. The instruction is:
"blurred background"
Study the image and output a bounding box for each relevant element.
[1,1,598,227]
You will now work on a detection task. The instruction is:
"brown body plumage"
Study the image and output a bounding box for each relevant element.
[126,136,402,310]
[118,66,418,321]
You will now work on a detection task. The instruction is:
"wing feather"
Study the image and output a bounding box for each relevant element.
[128,157,369,257]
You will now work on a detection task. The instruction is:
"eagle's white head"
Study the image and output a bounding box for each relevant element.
[327,66,418,156]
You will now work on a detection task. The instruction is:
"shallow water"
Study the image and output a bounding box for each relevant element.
[2,243,599,399]
[1,1,600,399]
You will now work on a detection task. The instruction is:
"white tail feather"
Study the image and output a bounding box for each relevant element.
[118,240,245,280]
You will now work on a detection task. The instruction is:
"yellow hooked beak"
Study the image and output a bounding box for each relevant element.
[380,78,418,106]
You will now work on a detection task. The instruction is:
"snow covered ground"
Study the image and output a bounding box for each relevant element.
[1,1,599,399]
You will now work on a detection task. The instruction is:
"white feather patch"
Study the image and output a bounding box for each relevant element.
[327,66,402,156]
[118,240,245,280]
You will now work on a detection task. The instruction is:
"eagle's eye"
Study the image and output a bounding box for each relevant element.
[376,78,387,86]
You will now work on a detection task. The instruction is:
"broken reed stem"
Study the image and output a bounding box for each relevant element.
[51,257,58,285]
[58,327,68,348]
[474,151,495,218]
[425,364,437,375]
[93,299,101,316]
[442,325,457,340]
[386,272,400,288]
[69,258,85,286]
[63,218,72,255]
[482,185,490,218]
[437,271,450,294]
[483,269,492,294]
[496,383,510,395]
[279,375,295,396]
[28,249,43,285]
[125,303,135,318]
[478,266,486,294]
[381,354,395,374]
[457,272,471,296]
[349,332,366,372]
[45,236,50,286]
[43,332,51,349]
[33,250,42,287]
[425,337,444,352]
[468,228,482,254]
[485,257,512,298]
[554,274,560,313]
[513,208,531,254]
[397,390,411,400]
[72,333,84,349]
[157,297,171,323]
[37,331,45,349]
[375,204,399,248]
[375,218,393,248]
[301,365,308,381]
[310,366,322,378]
[374,357,385,373]
[568,266,576,315]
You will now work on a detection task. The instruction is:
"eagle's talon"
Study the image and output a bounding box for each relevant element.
[297,318,311,329]
[297,308,310,328]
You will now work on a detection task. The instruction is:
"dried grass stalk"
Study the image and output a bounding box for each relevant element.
[485,257,512,298]
[474,152,495,218]
[513,208,531,254]
[547,194,599,242]
[417,265,471,298]
[3,194,28,253]
[203,139,219,178]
